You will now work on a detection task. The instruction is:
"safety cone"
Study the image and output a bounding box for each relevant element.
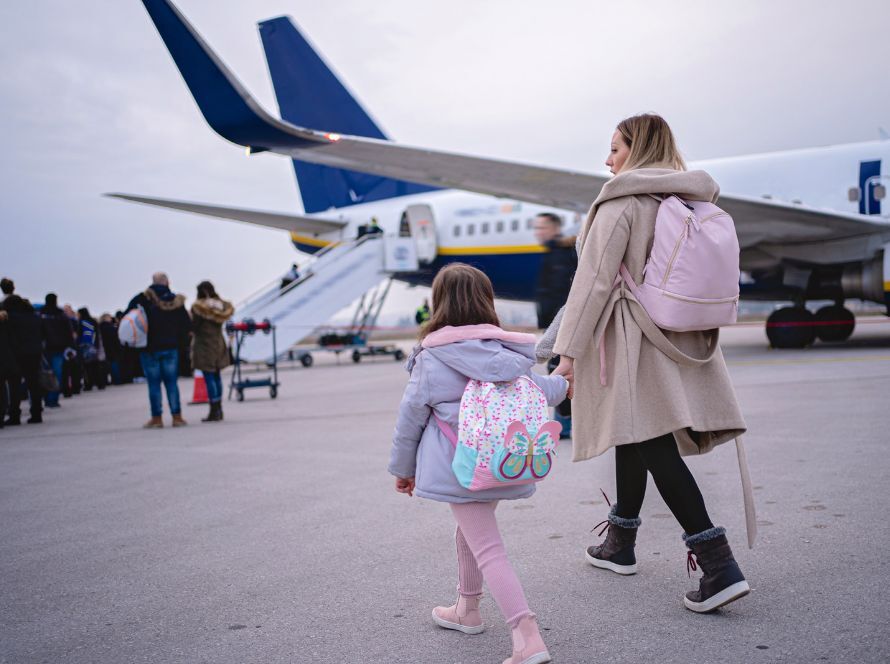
[189,370,209,405]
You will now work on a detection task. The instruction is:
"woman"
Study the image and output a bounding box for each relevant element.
[190,281,234,422]
[549,114,749,613]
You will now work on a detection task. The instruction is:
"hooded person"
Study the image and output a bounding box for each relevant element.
[127,272,191,428]
[190,281,234,422]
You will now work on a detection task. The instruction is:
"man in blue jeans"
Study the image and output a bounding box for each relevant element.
[127,273,191,429]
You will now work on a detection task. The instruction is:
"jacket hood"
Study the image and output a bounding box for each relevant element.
[191,297,234,323]
[144,285,186,311]
[410,324,536,381]
[594,168,720,206]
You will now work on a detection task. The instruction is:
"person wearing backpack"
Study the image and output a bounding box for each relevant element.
[389,263,568,664]
[548,114,750,613]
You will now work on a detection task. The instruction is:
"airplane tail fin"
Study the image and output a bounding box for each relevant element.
[258,17,438,213]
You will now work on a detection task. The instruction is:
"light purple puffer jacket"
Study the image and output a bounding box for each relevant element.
[388,325,569,503]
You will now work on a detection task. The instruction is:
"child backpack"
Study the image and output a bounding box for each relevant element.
[619,195,740,332]
[118,305,149,349]
[435,376,562,491]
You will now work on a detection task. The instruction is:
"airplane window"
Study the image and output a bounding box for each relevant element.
[511,219,520,232]
[467,223,475,236]
[453,224,461,237]
[496,220,504,233]
[526,218,534,229]
[481,222,490,234]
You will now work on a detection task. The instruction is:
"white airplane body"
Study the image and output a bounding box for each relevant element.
[113,0,890,349]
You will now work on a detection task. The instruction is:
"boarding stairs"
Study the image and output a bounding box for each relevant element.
[233,234,419,362]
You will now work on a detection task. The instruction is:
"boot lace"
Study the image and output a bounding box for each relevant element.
[591,489,613,536]
[686,550,698,578]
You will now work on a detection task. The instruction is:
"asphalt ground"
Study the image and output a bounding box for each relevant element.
[1,322,889,663]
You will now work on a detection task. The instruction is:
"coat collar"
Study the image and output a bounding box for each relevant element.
[593,168,720,207]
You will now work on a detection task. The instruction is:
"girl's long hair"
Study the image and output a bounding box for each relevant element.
[617,113,686,172]
[196,280,219,300]
[420,263,500,339]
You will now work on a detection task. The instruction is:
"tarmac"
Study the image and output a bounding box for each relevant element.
[1,321,889,664]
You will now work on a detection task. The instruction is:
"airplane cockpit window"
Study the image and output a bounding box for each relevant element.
[511,219,520,232]
[481,222,490,234]
[496,220,505,233]
[467,223,476,236]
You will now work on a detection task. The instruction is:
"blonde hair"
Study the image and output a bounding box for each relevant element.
[616,113,686,172]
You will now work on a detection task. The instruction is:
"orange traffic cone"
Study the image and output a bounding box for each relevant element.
[189,370,209,405]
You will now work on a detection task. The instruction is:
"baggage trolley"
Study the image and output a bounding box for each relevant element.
[226,319,280,401]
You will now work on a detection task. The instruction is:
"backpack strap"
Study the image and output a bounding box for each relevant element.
[618,264,720,367]
[434,413,458,448]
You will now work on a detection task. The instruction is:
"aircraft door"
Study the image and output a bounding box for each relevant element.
[399,204,437,264]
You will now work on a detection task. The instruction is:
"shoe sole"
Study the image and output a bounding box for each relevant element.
[431,609,484,635]
[516,653,552,664]
[584,550,637,575]
[684,580,751,613]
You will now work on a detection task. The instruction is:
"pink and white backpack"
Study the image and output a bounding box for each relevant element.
[435,376,562,491]
[620,195,740,332]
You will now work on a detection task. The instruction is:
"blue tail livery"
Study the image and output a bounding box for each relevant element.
[258,17,439,213]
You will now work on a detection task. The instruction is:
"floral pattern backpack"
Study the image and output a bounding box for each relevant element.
[435,376,562,491]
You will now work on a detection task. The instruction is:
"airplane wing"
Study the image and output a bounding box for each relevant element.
[141,0,890,255]
[105,193,347,234]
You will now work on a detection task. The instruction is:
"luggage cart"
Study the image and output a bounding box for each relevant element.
[226,319,280,401]
[294,278,405,365]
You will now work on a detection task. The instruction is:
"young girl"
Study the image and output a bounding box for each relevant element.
[389,263,568,664]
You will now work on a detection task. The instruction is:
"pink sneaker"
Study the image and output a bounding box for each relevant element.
[503,616,551,664]
[432,594,484,635]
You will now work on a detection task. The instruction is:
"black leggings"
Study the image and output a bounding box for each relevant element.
[614,433,713,536]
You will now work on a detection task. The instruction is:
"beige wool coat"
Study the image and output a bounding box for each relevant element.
[553,167,747,462]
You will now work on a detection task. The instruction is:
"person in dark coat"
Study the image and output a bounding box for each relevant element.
[0,310,18,429]
[127,272,191,428]
[99,313,121,385]
[533,213,578,329]
[1,293,44,425]
[190,281,234,423]
[77,307,105,391]
[61,304,82,396]
[41,293,75,407]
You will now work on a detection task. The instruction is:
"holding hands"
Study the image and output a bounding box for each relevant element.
[552,356,575,399]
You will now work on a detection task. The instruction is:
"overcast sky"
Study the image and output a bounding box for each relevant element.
[2,0,889,318]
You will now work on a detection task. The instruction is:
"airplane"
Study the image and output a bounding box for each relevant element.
[111,0,890,355]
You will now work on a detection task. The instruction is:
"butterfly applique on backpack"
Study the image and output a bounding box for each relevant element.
[435,376,562,491]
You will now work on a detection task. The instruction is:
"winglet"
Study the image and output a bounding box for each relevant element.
[141,0,320,151]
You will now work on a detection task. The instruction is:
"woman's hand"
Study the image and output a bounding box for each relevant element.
[395,477,416,497]
[552,356,575,399]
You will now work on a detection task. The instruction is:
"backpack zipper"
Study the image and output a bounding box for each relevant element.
[658,211,729,289]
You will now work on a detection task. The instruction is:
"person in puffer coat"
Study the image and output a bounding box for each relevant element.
[389,264,567,664]
[190,281,234,423]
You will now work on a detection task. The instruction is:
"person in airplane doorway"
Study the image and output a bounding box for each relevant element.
[389,264,568,664]
[546,113,751,614]
[191,281,234,423]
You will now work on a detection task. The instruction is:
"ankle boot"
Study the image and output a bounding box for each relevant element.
[585,505,640,575]
[432,593,484,634]
[683,527,750,613]
[202,403,222,423]
[143,416,163,429]
[5,414,21,426]
[171,414,188,427]
[503,615,550,664]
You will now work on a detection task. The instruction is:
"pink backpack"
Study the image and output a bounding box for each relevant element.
[435,376,562,491]
[620,195,740,332]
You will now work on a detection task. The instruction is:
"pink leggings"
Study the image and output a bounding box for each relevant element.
[450,501,533,627]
